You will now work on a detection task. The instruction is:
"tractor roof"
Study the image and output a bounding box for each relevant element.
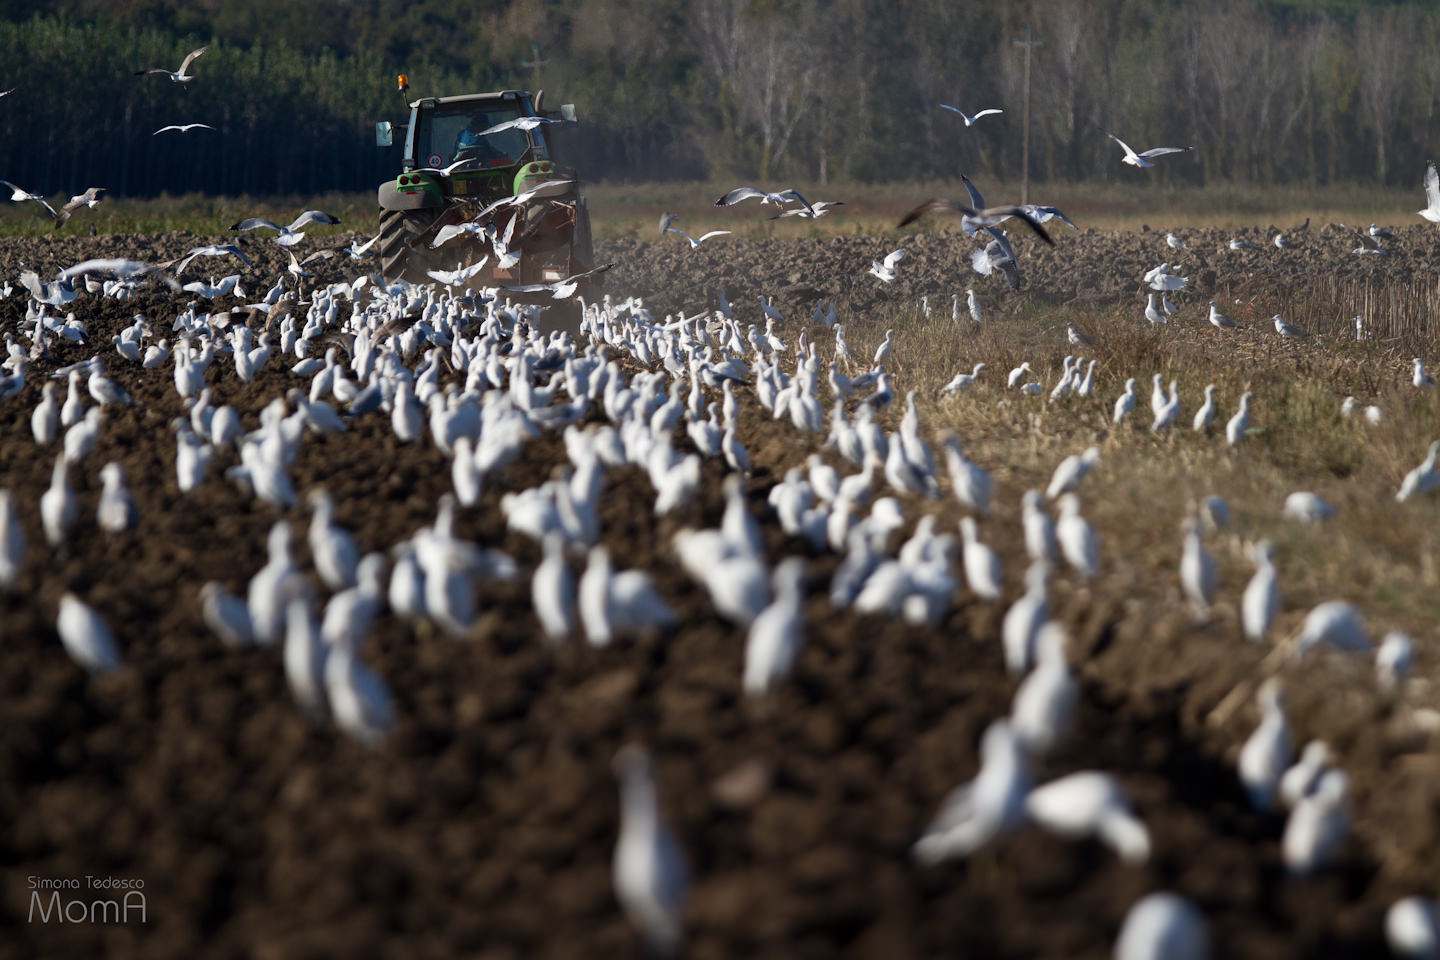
[408,91,532,110]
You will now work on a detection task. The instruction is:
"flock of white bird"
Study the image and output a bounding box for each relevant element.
[1,229,1437,954]
[4,67,1440,955]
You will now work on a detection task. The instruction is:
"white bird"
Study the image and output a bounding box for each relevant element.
[1002,561,1049,674]
[1279,740,1331,809]
[40,455,77,549]
[1413,358,1435,389]
[742,558,807,696]
[1008,361,1032,388]
[134,44,208,83]
[1021,490,1057,563]
[1241,540,1279,643]
[1273,314,1307,338]
[714,185,815,215]
[612,744,689,956]
[1420,160,1440,223]
[939,103,1004,126]
[1295,600,1369,658]
[1238,679,1290,811]
[1045,446,1099,500]
[532,533,577,643]
[1283,769,1349,876]
[1206,300,1236,330]
[0,488,23,591]
[87,358,133,405]
[958,517,1002,602]
[63,406,103,463]
[1108,132,1194,168]
[1283,491,1335,523]
[1026,771,1150,864]
[869,247,905,283]
[873,329,894,366]
[284,598,327,718]
[1225,392,1252,446]
[1056,493,1099,578]
[1192,384,1216,431]
[966,287,982,324]
[664,226,731,248]
[913,720,1031,864]
[56,593,122,674]
[1387,897,1440,960]
[1114,893,1210,960]
[1274,232,1294,249]
[1148,373,1167,418]
[1067,322,1092,346]
[0,178,58,217]
[1144,293,1168,324]
[1011,622,1077,755]
[1113,378,1137,425]
[1229,236,1256,251]
[231,209,342,246]
[1397,440,1440,502]
[153,122,215,135]
[940,362,986,394]
[324,638,394,748]
[31,381,59,444]
[1178,517,1216,615]
[96,461,138,533]
[1377,632,1415,693]
[201,581,255,648]
[308,489,360,591]
[1166,232,1187,249]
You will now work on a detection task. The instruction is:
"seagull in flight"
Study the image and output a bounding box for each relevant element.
[0,179,57,218]
[658,212,678,235]
[714,187,815,217]
[897,198,1056,245]
[502,262,613,300]
[230,209,342,246]
[55,187,106,225]
[664,226,731,248]
[940,104,1004,126]
[346,234,380,260]
[168,243,253,275]
[476,115,562,137]
[134,45,209,84]
[1107,132,1194,168]
[415,156,483,177]
[770,200,845,219]
[57,258,180,290]
[153,123,214,135]
[1420,161,1440,223]
[869,249,905,282]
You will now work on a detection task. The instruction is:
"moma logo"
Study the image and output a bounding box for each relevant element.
[27,876,146,924]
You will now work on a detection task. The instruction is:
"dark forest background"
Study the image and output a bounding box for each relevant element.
[1,0,1436,197]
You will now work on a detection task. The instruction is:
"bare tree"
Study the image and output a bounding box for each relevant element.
[1356,8,1413,184]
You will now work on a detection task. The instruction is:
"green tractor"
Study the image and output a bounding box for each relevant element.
[375,88,597,299]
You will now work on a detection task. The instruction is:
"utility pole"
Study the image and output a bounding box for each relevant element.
[521,44,549,91]
[1012,24,1043,204]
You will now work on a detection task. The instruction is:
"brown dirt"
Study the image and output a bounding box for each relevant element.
[0,228,1434,958]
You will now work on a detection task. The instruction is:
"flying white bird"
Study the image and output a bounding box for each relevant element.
[939,103,1004,126]
[1108,132,1194,168]
[475,115,562,137]
[230,209,342,246]
[134,45,208,83]
[714,186,815,216]
[153,123,215,135]
[1419,160,1440,223]
[0,179,57,218]
[869,248,905,282]
[663,226,730,248]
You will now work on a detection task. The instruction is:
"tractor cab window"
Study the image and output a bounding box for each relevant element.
[419,103,549,170]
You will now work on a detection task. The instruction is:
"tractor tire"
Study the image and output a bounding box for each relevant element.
[378,207,439,284]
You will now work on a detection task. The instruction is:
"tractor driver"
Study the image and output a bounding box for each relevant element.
[453,115,503,163]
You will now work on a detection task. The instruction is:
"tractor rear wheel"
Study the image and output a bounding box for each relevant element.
[378,207,439,284]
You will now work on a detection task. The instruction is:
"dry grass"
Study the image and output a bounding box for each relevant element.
[778,300,1440,657]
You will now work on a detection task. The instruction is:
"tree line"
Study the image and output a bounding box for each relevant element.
[0,1,1436,201]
